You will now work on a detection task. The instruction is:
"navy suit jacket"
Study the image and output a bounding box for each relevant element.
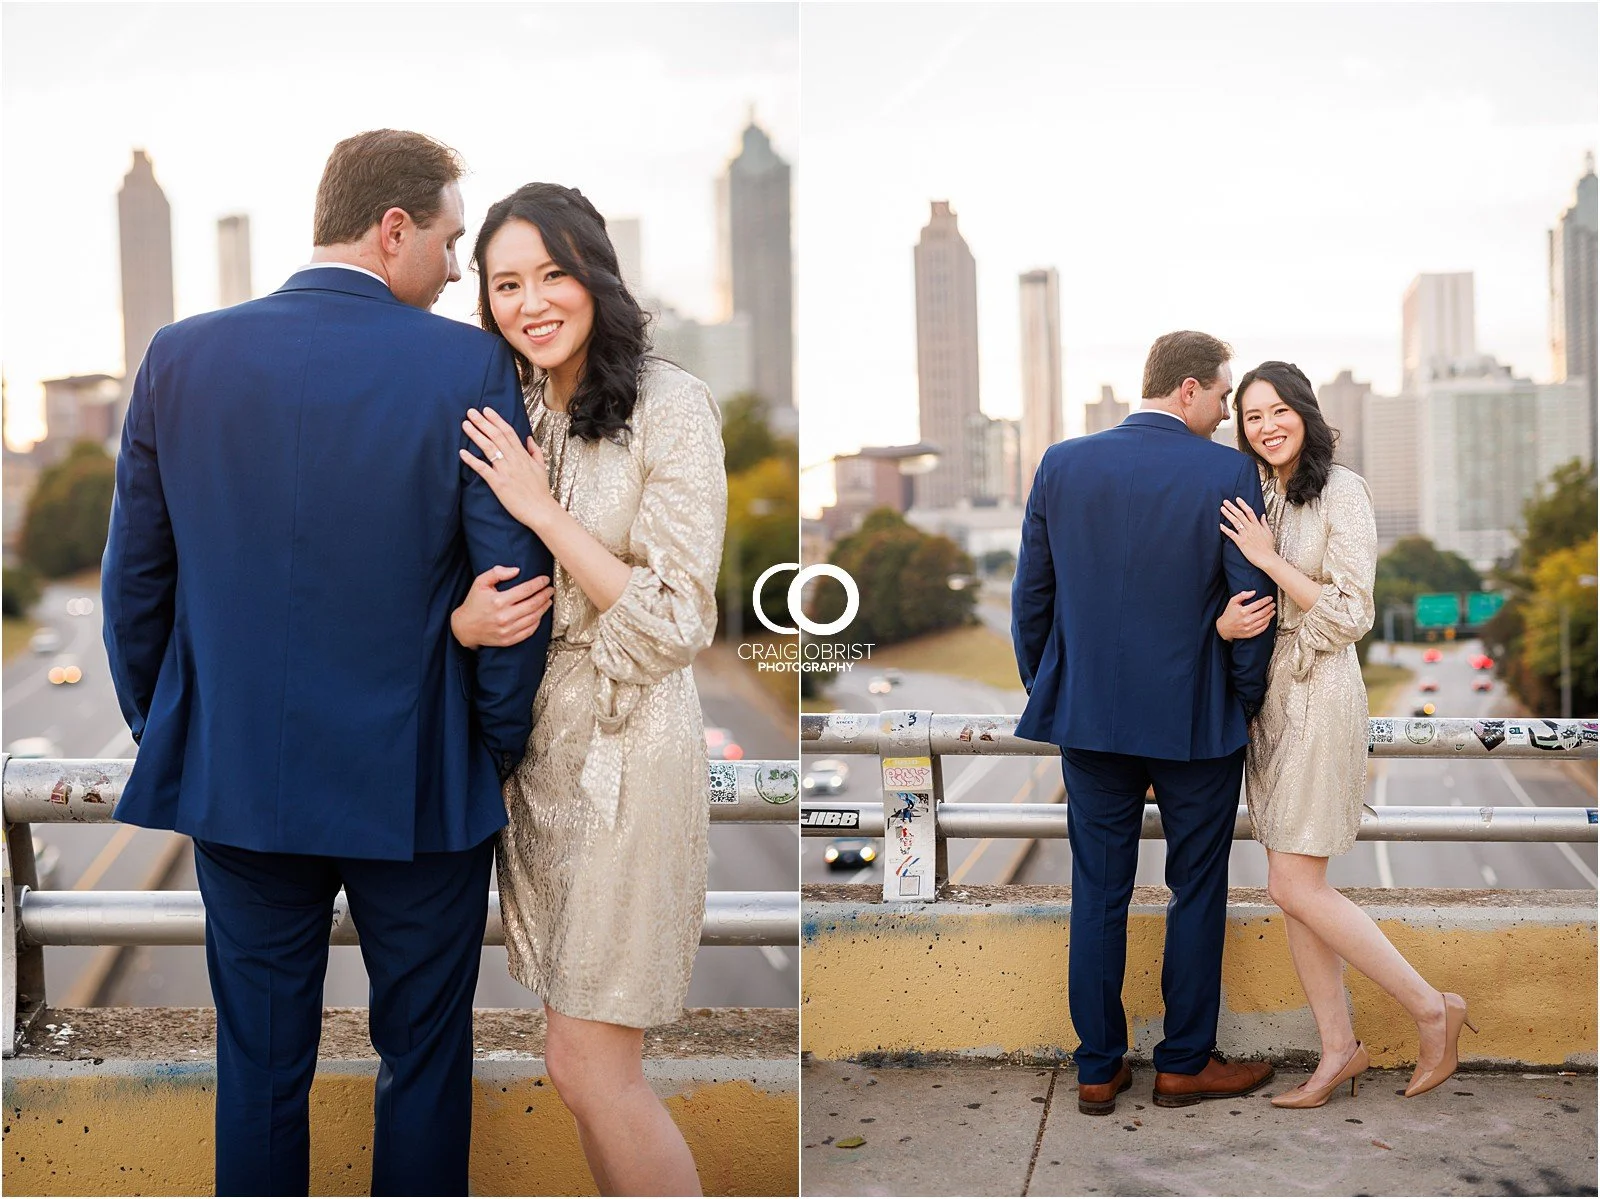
[1012,411,1277,761]
[103,267,551,860]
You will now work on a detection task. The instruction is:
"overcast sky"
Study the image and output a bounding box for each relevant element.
[2,2,797,446]
[798,3,1596,512]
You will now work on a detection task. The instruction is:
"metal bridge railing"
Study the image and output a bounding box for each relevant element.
[800,712,1598,903]
[2,755,800,1056]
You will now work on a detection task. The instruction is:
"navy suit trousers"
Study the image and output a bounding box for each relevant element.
[193,836,494,1197]
[1062,748,1244,1083]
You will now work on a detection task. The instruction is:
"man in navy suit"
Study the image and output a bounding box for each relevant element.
[1012,331,1278,1116]
[103,130,552,1195]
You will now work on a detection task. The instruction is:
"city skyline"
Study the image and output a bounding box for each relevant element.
[798,3,1597,513]
[1,3,798,447]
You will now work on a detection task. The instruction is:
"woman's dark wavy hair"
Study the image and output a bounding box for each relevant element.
[472,182,650,444]
[1232,360,1339,507]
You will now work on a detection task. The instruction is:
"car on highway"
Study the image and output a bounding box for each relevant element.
[65,597,95,616]
[1472,677,1492,693]
[1470,654,1495,671]
[802,759,851,795]
[1412,701,1437,717]
[6,736,63,759]
[866,676,892,695]
[28,628,63,655]
[883,668,904,685]
[703,726,744,761]
[1418,679,1439,693]
[823,838,878,870]
[1423,648,1442,663]
[46,657,83,686]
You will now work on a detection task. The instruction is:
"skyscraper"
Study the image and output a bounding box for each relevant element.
[1317,369,1369,473]
[609,216,643,297]
[1549,154,1597,449]
[717,119,793,418]
[1416,362,1590,568]
[1401,272,1477,391]
[1084,384,1129,435]
[1364,392,1421,550]
[1018,268,1062,492]
[217,214,252,308]
[118,149,175,385]
[913,201,981,509]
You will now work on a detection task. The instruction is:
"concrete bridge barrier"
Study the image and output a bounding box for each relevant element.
[801,884,1596,1070]
[3,1006,798,1196]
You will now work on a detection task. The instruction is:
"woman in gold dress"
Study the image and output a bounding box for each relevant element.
[451,183,725,1194]
[1216,362,1473,1109]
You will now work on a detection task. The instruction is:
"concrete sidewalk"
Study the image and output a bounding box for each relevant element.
[802,1060,1597,1196]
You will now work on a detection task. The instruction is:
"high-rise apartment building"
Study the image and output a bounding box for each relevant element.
[217,214,252,308]
[1401,272,1478,391]
[118,150,175,388]
[1363,392,1420,549]
[966,413,1021,507]
[1549,154,1597,449]
[650,303,755,411]
[40,374,121,466]
[913,201,981,509]
[717,120,793,418]
[1416,362,1591,568]
[1018,267,1061,490]
[1317,369,1369,473]
[609,216,643,297]
[1084,384,1130,435]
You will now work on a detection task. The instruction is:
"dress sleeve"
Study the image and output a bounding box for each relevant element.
[588,372,728,687]
[1285,470,1377,677]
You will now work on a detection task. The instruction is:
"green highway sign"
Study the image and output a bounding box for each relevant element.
[1415,593,1460,628]
[1465,592,1506,625]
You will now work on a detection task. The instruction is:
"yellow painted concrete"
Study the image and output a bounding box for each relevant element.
[3,1072,797,1196]
[802,900,1597,1068]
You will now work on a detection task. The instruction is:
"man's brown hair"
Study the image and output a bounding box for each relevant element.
[312,130,465,246]
[1141,331,1234,399]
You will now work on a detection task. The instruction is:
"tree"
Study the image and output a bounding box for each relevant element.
[1518,535,1597,716]
[719,451,799,637]
[2,564,40,619]
[1520,459,1596,570]
[807,508,976,647]
[1485,459,1599,714]
[19,441,117,579]
[720,392,796,476]
[1358,536,1481,661]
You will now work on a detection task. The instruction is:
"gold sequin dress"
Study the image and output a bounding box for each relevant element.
[1244,464,1377,858]
[496,360,726,1027]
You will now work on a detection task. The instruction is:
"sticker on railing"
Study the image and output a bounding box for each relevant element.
[883,756,933,791]
[802,808,860,829]
[756,764,799,805]
[708,763,738,804]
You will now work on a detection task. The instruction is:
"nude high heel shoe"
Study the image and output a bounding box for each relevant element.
[1404,993,1477,1098]
[1270,1042,1369,1109]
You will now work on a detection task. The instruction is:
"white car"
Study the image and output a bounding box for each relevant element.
[802,759,851,795]
[29,628,63,654]
[7,736,63,759]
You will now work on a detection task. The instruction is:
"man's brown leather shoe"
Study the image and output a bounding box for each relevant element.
[1152,1052,1273,1108]
[1077,1061,1133,1115]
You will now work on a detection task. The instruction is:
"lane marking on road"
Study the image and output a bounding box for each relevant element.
[949,758,1054,886]
[760,946,788,971]
[72,823,140,892]
[1480,865,1498,886]
[1372,768,1395,889]
[944,755,1004,802]
[90,728,137,760]
[848,864,876,883]
[1493,760,1598,888]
